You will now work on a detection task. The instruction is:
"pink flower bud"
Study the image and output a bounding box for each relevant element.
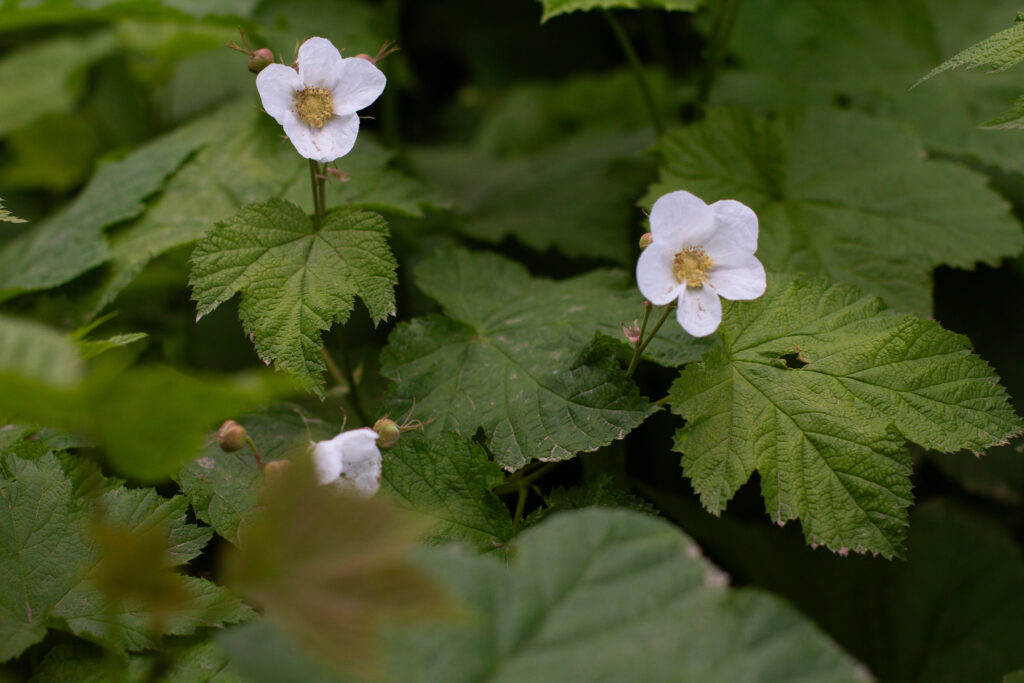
[248,48,274,74]
[621,320,641,344]
[373,417,401,450]
[216,420,248,452]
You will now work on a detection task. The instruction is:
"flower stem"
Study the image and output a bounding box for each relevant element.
[338,339,371,426]
[308,160,323,228]
[695,0,741,117]
[625,304,675,379]
[245,436,264,468]
[493,462,560,496]
[513,486,528,527]
[602,9,664,138]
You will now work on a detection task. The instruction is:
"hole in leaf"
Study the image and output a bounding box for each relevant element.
[781,352,807,369]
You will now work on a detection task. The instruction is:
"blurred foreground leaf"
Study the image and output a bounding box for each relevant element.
[669,276,1022,557]
[387,508,867,682]
[32,637,242,683]
[189,199,397,396]
[647,107,1023,315]
[225,457,447,675]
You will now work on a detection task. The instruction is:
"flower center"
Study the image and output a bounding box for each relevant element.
[672,246,713,288]
[293,87,334,128]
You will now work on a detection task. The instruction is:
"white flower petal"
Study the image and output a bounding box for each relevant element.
[707,199,758,257]
[637,242,685,305]
[676,286,722,337]
[709,255,767,301]
[306,113,360,163]
[337,428,382,498]
[331,57,387,115]
[281,110,318,160]
[297,37,344,90]
[256,64,302,124]
[649,190,714,250]
[311,437,343,485]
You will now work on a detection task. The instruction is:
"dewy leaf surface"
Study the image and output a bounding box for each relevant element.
[718,0,1024,172]
[381,432,514,550]
[669,276,1022,557]
[189,199,397,395]
[0,452,246,661]
[380,249,672,470]
[647,107,1023,314]
[386,508,867,682]
[539,0,703,22]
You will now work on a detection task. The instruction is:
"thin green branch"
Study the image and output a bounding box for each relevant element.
[603,9,664,137]
[695,0,742,116]
[625,304,675,379]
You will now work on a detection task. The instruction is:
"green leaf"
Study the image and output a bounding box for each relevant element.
[32,637,244,683]
[647,107,1023,314]
[380,248,668,470]
[718,0,1024,172]
[178,406,338,545]
[381,432,514,550]
[982,94,1024,129]
[387,508,867,681]
[0,31,117,137]
[669,275,1022,557]
[412,131,652,264]
[0,121,205,299]
[540,0,703,22]
[0,452,247,661]
[0,313,82,387]
[914,14,1024,87]
[86,102,436,319]
[189,199,397,395]
[75,332,148,361]
[0,197,25,223]
[650,489,1024,683]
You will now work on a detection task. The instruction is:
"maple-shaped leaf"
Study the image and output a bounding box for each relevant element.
[669,276,1022,558]
[189,199,397,395]
[380,249,690,470]
[647,107,1023,315]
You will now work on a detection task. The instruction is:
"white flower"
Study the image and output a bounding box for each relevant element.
[311,427,382,498]
[637,190,766,337]
[255,37,386,163]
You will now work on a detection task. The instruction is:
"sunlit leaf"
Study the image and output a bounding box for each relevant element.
[647,107,1024,314]
[669,275,1022,557]
[189,199,397,395]
[381,432,514,550]
[387,508,867,681]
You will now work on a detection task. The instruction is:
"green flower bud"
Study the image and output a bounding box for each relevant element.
[216,420,248,452]
[248,48,274,74]
[373,417,401,450]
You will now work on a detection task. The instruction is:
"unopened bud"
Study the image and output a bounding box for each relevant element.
[262,459,291,484]
[639,232,653,249]
[354,53,374,62]
[621,320,641,344]
[216,420,248,452]
[373,417,401,450]
[248,48,274,74]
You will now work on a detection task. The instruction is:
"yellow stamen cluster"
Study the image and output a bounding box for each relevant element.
[293,86,334,128]
[672,246,713,288]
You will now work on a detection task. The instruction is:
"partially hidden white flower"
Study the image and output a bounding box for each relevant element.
[311,427,382,498]
[637,190,766,337]
[255,37,386,163]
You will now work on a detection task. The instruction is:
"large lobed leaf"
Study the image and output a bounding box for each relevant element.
[539,0,703,22]
[0,452,249,662]
[914,13,1024,87]
[380,249,709,470]
[387,508,867,682]
[190,199,397,395]
[647,107,1023,314]
[669,276,1021,557]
